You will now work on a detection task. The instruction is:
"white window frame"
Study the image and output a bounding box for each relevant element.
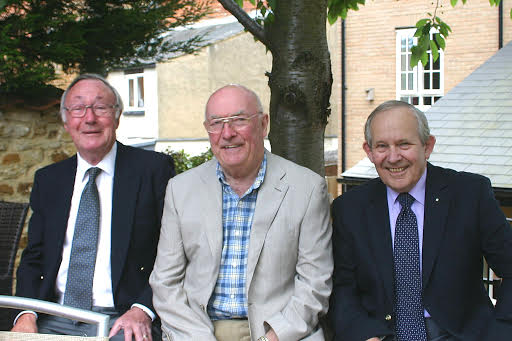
[126,72,145,111]
[396,28,444,111]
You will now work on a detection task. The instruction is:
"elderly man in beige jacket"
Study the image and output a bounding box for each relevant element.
[150,85,333,341]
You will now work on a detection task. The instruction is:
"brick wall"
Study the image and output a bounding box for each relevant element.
[339,0,512,172]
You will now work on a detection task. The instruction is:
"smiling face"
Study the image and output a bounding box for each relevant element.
[205,86,268,180]
[63,79,119,165]
[363,106,435,193]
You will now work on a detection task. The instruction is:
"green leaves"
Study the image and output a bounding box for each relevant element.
[235,0,275,28]
[410,15,451,68]
[0,0,208,96]
[327,0,366,24]
[165,148,213,174]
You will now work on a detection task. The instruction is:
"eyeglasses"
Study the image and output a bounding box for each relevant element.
[204,112,261,133]
[65,104,118,118]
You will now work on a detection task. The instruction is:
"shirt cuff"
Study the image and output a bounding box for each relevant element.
[131,304,155,321]
[14,311,38,326]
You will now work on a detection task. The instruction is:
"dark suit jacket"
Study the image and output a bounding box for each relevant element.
[16,142,174,314]
[330,163,512,341]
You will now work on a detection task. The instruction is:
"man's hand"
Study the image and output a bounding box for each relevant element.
[266,328,279,341]
[11,313,38,333]
[366,338,382,341]
[109,307,152,341]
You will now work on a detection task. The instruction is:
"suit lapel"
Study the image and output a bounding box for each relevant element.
[111,143,140,292]
[367,180,395,304]
[199,160,224,264]
[51,157,77,270]
[246,153,288,287]
[422,163,451,288]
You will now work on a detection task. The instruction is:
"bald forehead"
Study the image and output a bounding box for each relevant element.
[205,85,260,118]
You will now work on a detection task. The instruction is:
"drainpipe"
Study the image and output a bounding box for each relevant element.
[499,0,503,49]
[341,19,346,173]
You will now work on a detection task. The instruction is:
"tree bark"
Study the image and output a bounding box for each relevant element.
[219,0,332,176]
[266,0,332,176]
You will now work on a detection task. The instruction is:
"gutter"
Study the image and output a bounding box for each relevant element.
[341,19,346,173]
[499,0,503,49]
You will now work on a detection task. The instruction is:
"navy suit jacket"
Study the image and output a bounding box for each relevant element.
[330,163,512,341]
[16,142,174,314]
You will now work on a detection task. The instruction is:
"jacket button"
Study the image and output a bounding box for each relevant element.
[40,276,44,280]
[140,267,144,271]
[385,314,392,321]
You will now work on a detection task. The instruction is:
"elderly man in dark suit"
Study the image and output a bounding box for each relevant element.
[12,74,174,341]
[330,100,512,341]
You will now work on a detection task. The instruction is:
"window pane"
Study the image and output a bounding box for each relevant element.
[401,55,406,71]
[400,96,410,103]
[424,73,431,90]
[425,57,430,70]
[401,74,406,90]
[137,77,144,107]
[433,57,440,70]
[408,73,414,90]
[408,37,414,50]
[434,96,442,103]
[129,79,134,107]
[424,97,432,105]
[407,54,412,71]
[433,72,440,89]
[412,97,419,105]
[401,37,406,52]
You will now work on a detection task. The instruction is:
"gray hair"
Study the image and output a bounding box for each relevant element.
[204,84,264,119]
[60,73,124,122]
[364,100,431,147]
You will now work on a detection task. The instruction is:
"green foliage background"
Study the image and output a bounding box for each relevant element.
[165,148,214,174]
[0,0,207,98]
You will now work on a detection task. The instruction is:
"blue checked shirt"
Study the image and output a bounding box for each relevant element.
[207,154,267,320]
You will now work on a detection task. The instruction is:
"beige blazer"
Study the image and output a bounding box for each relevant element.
[150,151,333,341]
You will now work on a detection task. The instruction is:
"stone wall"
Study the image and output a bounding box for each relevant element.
[0,105,76,279]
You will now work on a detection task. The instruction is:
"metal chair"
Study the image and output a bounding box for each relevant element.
[0,201,29,330]
[0,295,109,340]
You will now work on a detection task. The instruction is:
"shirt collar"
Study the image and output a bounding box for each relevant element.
[387,167,427,206]
[76,142,117,182]
[216,153,267,192]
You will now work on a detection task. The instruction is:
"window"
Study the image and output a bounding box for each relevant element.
[396,28,443,109]
[125,69,145,113]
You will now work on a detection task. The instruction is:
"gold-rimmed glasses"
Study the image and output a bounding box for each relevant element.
[204,112,262,134]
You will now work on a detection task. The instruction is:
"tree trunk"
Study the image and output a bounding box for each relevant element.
[266,0,332,176]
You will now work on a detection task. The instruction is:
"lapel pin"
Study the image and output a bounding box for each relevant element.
[435,198,439,202]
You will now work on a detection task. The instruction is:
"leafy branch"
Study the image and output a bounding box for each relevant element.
[410,5,452,67]
[217,0,271,48]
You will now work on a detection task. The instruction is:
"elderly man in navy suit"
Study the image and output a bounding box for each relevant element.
[12,74,174,341]
[330,100,512,341]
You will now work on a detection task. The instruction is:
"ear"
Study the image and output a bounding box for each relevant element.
[63,121,70,134]
[363,141,375,163]
[260,113,269,137]
[424,135,436,159]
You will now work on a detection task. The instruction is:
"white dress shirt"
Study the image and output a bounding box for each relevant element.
[15,142,154,324]
[55,143,117,307]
